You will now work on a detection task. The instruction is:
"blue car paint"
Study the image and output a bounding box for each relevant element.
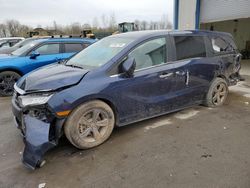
[12,30,241,169]
[0,38,96,75]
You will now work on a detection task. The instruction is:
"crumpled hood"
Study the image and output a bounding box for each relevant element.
[17,64,89,92]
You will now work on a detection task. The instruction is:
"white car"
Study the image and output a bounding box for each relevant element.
[0,37,25,49]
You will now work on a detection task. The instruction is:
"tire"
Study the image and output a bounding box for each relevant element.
[0,71,21,97]
[64,100,115,149]
[204,77,228,107]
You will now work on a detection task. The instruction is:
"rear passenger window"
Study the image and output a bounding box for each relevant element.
[174,36,206,60]
[35,43,60,55]
[211,37,233,53]
[65,43,84,53]
[129,38,167,70]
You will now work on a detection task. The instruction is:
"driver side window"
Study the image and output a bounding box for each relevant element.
[129,38,167,70]
[35,43,60,55]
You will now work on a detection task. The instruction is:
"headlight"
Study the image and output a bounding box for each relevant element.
[18,94,53,107]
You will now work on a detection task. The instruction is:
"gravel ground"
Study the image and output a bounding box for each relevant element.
[0,60,249,188]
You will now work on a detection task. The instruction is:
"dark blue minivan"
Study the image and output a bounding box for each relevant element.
[12,30,242,169]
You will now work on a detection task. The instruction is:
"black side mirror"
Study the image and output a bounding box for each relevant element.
[121,57,136,77]
[30,51,40,59]
[235,53,242,62]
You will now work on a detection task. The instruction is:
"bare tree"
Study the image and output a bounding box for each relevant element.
[159,14,172,30]
[6,20,21,36]
[108,12,117,31]
[134,19,141,30]
[70,22,82,34]
[53,20,57,31]
[149,21,158,30]
[141,21,148,30]
[92,17,99,30]
[0,15,173,38]
[166,21,173,30]
[82,23,91,29]
[101,14,108,29]
[18,25,30,37]
[0,24,8,37]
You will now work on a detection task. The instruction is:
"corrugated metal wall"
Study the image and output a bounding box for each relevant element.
[178,0,197,29]
[200,0,250,23]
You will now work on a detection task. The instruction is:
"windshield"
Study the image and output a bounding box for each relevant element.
[11,40,41,56]
[66,37,133,69]
[0,41,7,46]
[13,38,35,48]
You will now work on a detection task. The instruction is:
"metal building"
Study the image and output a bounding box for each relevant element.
[174,0,250,55]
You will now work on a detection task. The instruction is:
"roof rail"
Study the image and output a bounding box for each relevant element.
[50,35,83,38]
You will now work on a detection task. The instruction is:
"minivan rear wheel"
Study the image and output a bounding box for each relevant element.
[204,77,228,107]
[0,71,21,97]
[64,100,115,149]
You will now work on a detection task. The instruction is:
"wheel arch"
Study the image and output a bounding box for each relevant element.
[0,68,23,76]
[68,95,120,126]
[96,97,119,126]
[216,74,229,85]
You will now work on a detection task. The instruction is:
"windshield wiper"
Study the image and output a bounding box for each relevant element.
[65,64,84,69]
[58,59,67,65]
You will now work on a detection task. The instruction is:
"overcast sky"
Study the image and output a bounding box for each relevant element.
[0,0,173,27]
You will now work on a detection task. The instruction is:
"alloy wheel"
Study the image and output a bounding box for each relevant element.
[212,83,227,106]
[77,108,110,143]
[0,74,19,96]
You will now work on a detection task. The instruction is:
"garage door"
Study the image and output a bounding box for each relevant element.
[200,0,250,23]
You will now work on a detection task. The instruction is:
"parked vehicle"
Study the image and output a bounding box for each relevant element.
[117,22,138,33]
[0,38,42,54]
[12,30,242,169]
[0,37,25,49]
[0,37,96,96]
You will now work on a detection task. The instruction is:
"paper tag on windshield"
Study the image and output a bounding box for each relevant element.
[109,43,126,48]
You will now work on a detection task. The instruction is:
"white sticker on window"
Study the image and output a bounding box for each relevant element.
[109,43,126,48]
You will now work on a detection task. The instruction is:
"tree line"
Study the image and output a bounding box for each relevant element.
[0,14,172,37]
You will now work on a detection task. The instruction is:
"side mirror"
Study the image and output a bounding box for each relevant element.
[121,57,136,77]
[30,51,40,59]
[235,53,242,62]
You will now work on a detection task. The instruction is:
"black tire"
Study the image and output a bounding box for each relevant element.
[0,71,21,97]
[64,100,115,149]
[204,77,228,107]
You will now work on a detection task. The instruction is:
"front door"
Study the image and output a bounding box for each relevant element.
[109,37,188,125]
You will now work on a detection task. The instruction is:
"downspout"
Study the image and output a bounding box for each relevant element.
[174,0,179,30]
[195,0,201,29]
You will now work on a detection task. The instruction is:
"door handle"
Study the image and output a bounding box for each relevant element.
[175,71,186,76]
[159,72,173,78]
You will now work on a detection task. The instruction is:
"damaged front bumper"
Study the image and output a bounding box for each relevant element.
[12,97,65,170]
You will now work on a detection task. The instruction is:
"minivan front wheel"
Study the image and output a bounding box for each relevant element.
[64,100,115,149]
[204,78,228,107]
[0,71,21,97]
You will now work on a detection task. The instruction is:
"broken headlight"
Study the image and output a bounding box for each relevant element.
[18,93,54,107]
